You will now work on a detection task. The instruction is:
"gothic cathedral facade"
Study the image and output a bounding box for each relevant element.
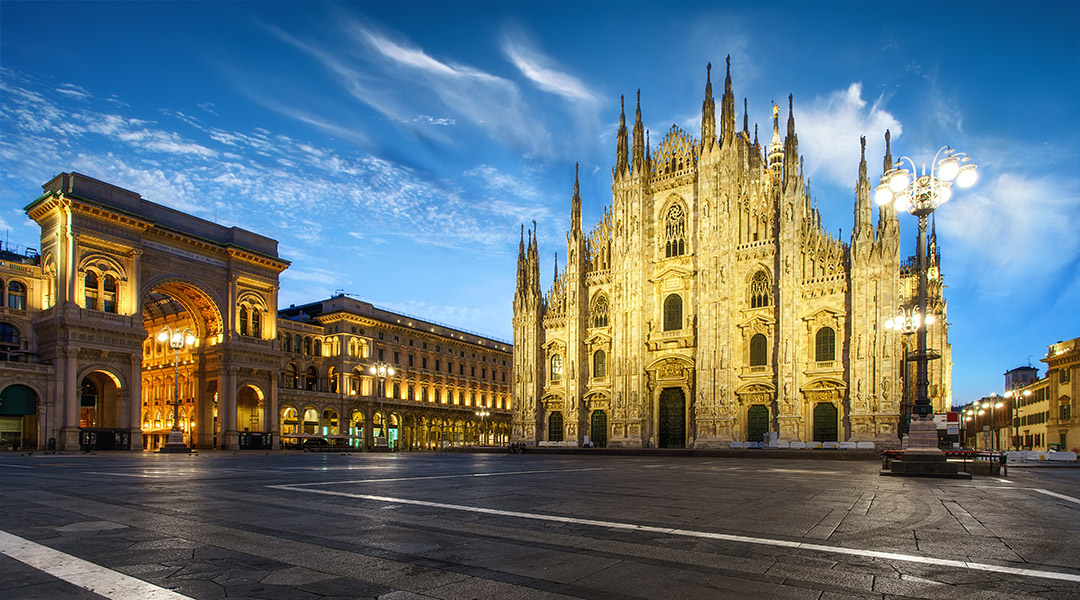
[511,59,951,448]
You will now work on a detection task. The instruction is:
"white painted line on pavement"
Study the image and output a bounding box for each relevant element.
[85,472,171,478]
[0,529,191,599]
[270,482,1080,584]
[1034,488,1080,505]
[0,463,34,468]
[278,467,604,487]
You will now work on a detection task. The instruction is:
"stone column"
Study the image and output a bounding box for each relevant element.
[269,371,279,447]
[128,353,143,450]
[222,366,238,449]
[59,346,80,450]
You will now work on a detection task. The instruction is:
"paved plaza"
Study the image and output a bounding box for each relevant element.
[1,451,1078,599]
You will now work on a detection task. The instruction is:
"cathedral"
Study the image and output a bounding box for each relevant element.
[511,58,951,448]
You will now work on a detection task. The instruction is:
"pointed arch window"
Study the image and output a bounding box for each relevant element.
[7,281,27,311]
[815,327,836,362]
[750,334,767,366]
[593,349,607,379]
[550,354,562,383]
[750,270,772,308]
[592,294,609,328]
[84,272,98,310]
[663,294,683,331]
[664,203,687,258]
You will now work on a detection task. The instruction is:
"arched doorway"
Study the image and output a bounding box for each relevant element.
[141,280,221,450]
[590,410,607,448]
[747,404,769,443]
[548,411,564,442]
[0,384,39,450]
[813,403,838,442]
[658,388,685,448]
[281,406,300,448]
[79,371,127,450]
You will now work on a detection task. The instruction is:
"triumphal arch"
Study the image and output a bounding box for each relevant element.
[25,173,287,450]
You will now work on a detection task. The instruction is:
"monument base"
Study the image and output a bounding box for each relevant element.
[881,417,970,479]
[157,430,191,454]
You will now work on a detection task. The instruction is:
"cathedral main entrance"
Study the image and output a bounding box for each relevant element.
[813,403,838,442]
[657,388,685,448]
[590,410,607,448]
[747,404,769,443]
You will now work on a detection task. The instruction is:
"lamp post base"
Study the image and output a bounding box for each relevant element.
[882,417,970,479]
[157,429,191,454]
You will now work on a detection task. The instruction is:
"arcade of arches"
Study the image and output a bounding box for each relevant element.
[1,172,511,451]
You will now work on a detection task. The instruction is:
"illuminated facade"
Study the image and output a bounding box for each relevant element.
[0,172,510,451]
[1043,337,1079,452]
[512,59,951,448]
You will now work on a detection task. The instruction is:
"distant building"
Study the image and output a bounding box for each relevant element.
[0,172,510,451]
[511,59,951,449]
[1043,338,1079,451]
[1005,365,1039,391]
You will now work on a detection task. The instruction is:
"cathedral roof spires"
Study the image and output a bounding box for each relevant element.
[720,55,735,148]
[854,136,872,249]
[571,163,582,235]
[883,129,894,174]
[768,102,783,170]
[701,62,716,146]
[616,95,629,177]
[743,97,749,134]
[632,90,645,173]
[783,94,800,190]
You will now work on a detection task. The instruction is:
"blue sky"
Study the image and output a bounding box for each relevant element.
[2,1,1077,406]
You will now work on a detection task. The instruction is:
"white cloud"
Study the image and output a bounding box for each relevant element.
[56,83,91,100]
[501,37,598,105]
[797,83,902,186]
[938,171,1080,297]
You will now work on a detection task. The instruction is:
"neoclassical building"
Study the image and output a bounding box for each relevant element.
[512,59,951,448]
[0,172,510,451]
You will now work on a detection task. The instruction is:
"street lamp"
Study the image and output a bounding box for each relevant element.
[475,410,490,445]
[157,325,196,453]
[369,361,394,448]
[1004,387,1031,451]
[875,146,976,427]
[884,306,936,438]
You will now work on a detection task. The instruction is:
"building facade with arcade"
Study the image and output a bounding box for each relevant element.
[0,172,511,451]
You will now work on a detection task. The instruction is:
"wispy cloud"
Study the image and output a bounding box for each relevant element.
[938,171,1080,298]
[501,36,598,105]
[797,83,902,185]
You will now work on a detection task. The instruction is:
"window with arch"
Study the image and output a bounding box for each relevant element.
[593,349,607,379]
[750,333,768,366]
[102,275,116,313]
[750,270,772,308]
[0,322,18,361]
[283,333,293,353]
[313,339,322,356]
[239,307,249,336]
[664,203,687,258]
[305,366,318,391]
[7,280,27,311]
[251,309,261,338]
[592,294,609,328]
[84,272,98,310]
[293,334,301,354]
[550,354,562,383]
[303,336,312,355]
[663,294,683,331]
[815,327,836,362]
[285,363,299,389]
[328,366,338,393]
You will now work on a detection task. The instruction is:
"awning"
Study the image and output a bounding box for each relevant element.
[0,384,37,416]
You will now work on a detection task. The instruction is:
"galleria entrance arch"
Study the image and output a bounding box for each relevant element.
[24,173,287,450]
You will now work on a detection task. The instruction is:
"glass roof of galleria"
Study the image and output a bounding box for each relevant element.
[142,291,187,321]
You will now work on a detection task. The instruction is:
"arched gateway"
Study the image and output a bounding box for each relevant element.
[24,173,288,450]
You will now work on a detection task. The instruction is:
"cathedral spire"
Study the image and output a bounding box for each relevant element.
[720,55,735,148]
[768,102,783,170]
[701,62,715,146]
[854,136,872,242]
[571,163,582,235]
[883,129,894,174]
[783,94,800,190]
[743,97,748,134]
[616,95,629,176]
[632,90,645,173]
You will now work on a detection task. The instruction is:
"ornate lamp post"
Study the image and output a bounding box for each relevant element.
[884,306,936,438]
[876,146,976,476]
[1004,386,1031,451]
[369,361,394,449]
[157,325,196,453]
[475,410,490,445]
